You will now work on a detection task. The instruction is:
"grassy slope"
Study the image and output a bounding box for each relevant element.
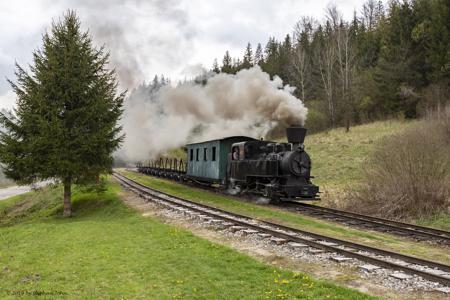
[119,170,450,265]
[0,182,376,300]
[304,120,418,188]
[293,120,449,230]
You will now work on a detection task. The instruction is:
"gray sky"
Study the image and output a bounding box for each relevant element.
[0,0,370,110]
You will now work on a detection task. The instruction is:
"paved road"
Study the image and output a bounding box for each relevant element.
[0,182,49,201]
[0,185,32,200]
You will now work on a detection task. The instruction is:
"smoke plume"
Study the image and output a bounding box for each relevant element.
[60,0,196,89]
[121,66,307,162]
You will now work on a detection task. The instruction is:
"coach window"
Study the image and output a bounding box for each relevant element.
[190,149,193,161]
[212,146,216,161]
[196,148,199,161]
[203,148,207,161]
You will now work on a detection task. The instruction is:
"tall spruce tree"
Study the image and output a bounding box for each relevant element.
[0,11,124,217]
[221,51,233,73]
[242,42,253,69]
[212,58,220,73]
[262,37,280,77]
[254,43,263,65]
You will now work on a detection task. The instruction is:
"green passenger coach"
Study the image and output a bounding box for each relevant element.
[185,136,255,183]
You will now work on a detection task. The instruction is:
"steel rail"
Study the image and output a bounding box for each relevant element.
[283,201,450,245]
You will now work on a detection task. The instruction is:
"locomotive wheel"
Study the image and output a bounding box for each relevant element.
[269,196,280,204]
[262,186,280,204]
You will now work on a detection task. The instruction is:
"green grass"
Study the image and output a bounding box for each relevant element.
[417,214,450,231]
[118,170,450,265]
[302,120,418,188]
[0,187,62,226]
[0,193,28,212]
[0,181,377,300]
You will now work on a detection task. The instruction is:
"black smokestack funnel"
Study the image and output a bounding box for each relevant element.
[286,126,307,149]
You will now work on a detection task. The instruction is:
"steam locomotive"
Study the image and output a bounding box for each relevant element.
[137,126,319,202]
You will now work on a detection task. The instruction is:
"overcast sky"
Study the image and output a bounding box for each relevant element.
[0,0,371,110]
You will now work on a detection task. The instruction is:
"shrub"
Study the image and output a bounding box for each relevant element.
[343,112,450,221]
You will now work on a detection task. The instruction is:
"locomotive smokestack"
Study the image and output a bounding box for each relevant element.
[286,126,307,150]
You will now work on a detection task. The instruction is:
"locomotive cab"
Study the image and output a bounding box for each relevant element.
[231,140,274,160]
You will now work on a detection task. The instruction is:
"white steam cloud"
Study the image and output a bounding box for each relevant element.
[121,66,307,162]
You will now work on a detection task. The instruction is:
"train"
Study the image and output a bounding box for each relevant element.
[137,126,319,202]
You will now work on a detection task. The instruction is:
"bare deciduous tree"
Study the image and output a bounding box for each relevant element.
[292,17,315,101]
[327,4,357,131]
[316,25,336,127]
[361,0,384,31]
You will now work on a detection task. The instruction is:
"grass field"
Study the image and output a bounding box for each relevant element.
[0,182,377,299]
[303,120,418,188]
[118,170,450,266]
[417,214,450,231]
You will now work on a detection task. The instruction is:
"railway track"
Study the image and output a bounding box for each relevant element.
[283,202,450,246]
[133,168,450,246]
[113,172,450,287]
